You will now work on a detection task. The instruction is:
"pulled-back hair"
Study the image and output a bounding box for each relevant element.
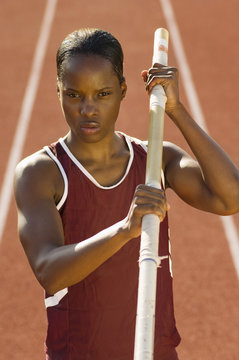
[56,28,125,83]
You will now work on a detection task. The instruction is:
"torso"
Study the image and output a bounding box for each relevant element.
[43,133,180,359]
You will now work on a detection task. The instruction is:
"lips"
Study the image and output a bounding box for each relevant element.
[80,121,99,128]
[80,121,100,134]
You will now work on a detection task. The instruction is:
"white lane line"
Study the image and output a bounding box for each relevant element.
[0,0,58,245]
[159,0,239,280]
[220,216,239,278]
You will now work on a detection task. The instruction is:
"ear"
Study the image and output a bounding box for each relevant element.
[57,78,61,98]
[120,81,127,100]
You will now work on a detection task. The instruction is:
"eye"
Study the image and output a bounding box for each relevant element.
[98,91,112,98]
[67,92,81,99]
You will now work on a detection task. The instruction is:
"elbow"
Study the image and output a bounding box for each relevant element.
[38,276,64,296]
[36,270,56,295]
[35,261,63,295]
[223,206,239,216]
[38,277,58,296]
[219,182,239,215]
[220,197,239,216]
[219,208,239,216]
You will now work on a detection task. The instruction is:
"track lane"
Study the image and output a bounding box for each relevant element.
[0,1,238,359]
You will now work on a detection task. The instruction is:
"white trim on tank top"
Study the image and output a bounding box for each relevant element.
[58,132,135,190]
[45,288,68,308]
[43,146,68,211]
[44,132,165,211]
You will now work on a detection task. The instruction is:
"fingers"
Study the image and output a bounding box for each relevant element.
[125,184,170,238]
[133,184,170,221]
[142,65,178,93]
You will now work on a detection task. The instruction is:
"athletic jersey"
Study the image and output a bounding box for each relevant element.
[43,133,181,360]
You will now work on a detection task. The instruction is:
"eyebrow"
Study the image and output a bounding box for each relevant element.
[64,86,114,92]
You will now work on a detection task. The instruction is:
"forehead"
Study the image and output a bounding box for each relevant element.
[61,54,118,88]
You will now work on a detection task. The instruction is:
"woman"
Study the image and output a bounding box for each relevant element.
[14,28,239,360]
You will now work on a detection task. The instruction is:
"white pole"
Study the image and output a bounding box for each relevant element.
[134,28,169,360]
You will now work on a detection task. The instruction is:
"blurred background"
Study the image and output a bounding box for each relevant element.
[0,0,238,359]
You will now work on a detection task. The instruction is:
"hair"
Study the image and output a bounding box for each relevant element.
[56,28,125,84]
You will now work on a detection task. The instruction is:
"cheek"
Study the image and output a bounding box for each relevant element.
[108,93,123,113]
[61,99,78,117]
[60,104,76,126]
[106,102,121,123]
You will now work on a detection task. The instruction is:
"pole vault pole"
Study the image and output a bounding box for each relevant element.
[134,28,169,360]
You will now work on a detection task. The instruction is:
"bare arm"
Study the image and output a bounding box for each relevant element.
[14,152,168,295]
[164,105,239,214]
[143,65,239,215]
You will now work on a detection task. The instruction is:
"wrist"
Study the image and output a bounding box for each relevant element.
[166,101,185,119]
[115,217,134,243]
[120,217,141,241]
[120,218,135,241]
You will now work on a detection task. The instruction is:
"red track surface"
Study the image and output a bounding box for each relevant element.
[0,1,239,359]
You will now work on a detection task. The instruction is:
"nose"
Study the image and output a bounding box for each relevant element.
[80,99,97,118]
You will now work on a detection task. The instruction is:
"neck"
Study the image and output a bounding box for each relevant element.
[64,131,126,163]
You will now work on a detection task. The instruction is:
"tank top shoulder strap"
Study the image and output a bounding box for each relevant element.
[43,142,68,211]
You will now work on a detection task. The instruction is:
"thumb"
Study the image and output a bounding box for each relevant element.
[141,70,148,82]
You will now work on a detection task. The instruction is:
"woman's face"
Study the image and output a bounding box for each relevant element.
[58,54,127,144]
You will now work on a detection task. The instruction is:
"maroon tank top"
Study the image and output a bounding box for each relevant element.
[44,134,181,360]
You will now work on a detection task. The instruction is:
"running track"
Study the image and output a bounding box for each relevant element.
[0,0,239,359]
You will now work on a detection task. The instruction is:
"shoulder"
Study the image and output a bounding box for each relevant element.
[163,140,184,156]
[14,149,64,205]
[15,150,56,182]
[163,141,192,166]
